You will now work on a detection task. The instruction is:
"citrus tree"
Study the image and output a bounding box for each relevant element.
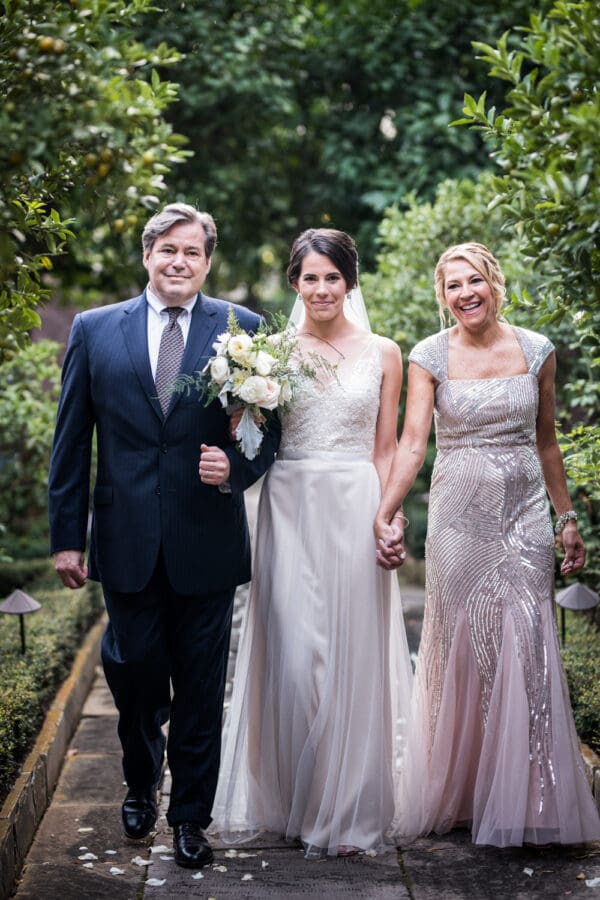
[0,0,188,361]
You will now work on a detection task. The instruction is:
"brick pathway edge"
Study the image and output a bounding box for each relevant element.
[0,616,105,900]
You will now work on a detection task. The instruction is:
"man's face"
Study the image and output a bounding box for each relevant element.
[143,220,212,306]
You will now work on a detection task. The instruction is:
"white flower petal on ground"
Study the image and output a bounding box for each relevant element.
[82,862,94,869]
[104,849,117,855]
[241,873,253,881]
[131,855,153,866]
[77,827,94,833]
[213,864,228,872]
[192,872,204,880]
[238,852,257,858]
[78,852,98,861]
[159,855,174,861]
[523,868,534,877]
[146,878,166,887]
[224,849,238,858]
[110,867,125,876]
[150,845,170,854]
[586,877,600,887]
[262,860,270,869]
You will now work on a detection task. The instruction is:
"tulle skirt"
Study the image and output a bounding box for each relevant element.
[211,451,413,857]
[395,592,600,847]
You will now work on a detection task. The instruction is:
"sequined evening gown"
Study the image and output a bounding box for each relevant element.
[211,333,413,857]
[395,326,600,847]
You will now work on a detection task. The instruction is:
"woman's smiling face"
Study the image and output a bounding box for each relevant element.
[442,259,497,330]
[294,251,348,326]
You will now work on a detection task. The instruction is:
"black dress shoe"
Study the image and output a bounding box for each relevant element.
[173,822,214,868]
[121,787,158,839]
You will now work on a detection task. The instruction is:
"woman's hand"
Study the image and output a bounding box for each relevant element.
[374,517,406,570]
[559,522,586,575]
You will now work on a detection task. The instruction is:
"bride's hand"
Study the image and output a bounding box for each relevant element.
[228,408,244,440]
[374,518,406,570]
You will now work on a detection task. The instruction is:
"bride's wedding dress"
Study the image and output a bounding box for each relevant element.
[211,332,413,857]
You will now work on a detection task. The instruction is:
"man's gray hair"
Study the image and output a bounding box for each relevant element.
[142,203,217,258]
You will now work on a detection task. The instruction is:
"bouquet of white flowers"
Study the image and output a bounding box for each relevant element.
[174,308,323,459]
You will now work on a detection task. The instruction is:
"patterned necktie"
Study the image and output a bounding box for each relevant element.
[155,306,184,415]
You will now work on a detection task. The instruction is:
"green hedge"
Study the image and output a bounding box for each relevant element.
[561,611,600,757]
[0,562,103,805]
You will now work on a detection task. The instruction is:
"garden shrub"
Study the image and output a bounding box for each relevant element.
[561,611,600,756]
[0,569,103,805]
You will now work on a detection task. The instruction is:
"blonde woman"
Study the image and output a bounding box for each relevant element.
[375,242,600,847]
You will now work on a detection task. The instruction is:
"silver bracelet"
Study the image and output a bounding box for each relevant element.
[392,514,409,528]
[554,510,577,534]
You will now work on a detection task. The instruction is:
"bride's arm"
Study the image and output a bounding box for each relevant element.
[374,362,435,569]
[373,337,403,489]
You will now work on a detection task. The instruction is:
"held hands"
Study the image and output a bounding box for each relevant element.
[374,518,407,570]
[53,550,88,589]
[199,443,231,486]
[559,522,586,575]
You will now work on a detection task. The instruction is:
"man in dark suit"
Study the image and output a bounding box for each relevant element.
[48,203,280,868]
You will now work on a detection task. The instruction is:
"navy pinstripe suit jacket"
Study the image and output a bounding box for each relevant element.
[48,291,280,595]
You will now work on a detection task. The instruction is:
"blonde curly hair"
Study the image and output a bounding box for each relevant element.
[434,242,506,328]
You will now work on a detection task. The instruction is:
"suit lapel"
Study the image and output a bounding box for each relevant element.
[182,293,221,373]
[121,292,164,421]
[168,293,222,416]
[121,291,225,420]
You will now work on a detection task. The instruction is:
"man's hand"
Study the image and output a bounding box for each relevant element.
[199,443,231,486]
[53,550,88,589]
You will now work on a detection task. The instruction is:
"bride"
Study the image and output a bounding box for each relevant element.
[211,228,413,858]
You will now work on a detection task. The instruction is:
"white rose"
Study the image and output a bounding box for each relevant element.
[260,378,281,410]
[212,331,230,356]
[254,350,277,376]
[228,333,254,364]
[237,375,270,405]
[209,356,230,384]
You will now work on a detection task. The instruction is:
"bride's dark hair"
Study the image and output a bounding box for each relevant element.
[287,228,358,290]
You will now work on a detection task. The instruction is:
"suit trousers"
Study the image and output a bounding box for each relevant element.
[101,551,235,827]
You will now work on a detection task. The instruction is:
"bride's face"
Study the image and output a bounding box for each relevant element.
[294,251,348,325]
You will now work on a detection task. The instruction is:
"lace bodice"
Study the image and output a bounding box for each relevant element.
[409,326,554,451]
[280,334,383,456]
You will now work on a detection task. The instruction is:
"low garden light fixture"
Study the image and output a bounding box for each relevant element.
[0,589,42,654]
[555,582,599,645]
